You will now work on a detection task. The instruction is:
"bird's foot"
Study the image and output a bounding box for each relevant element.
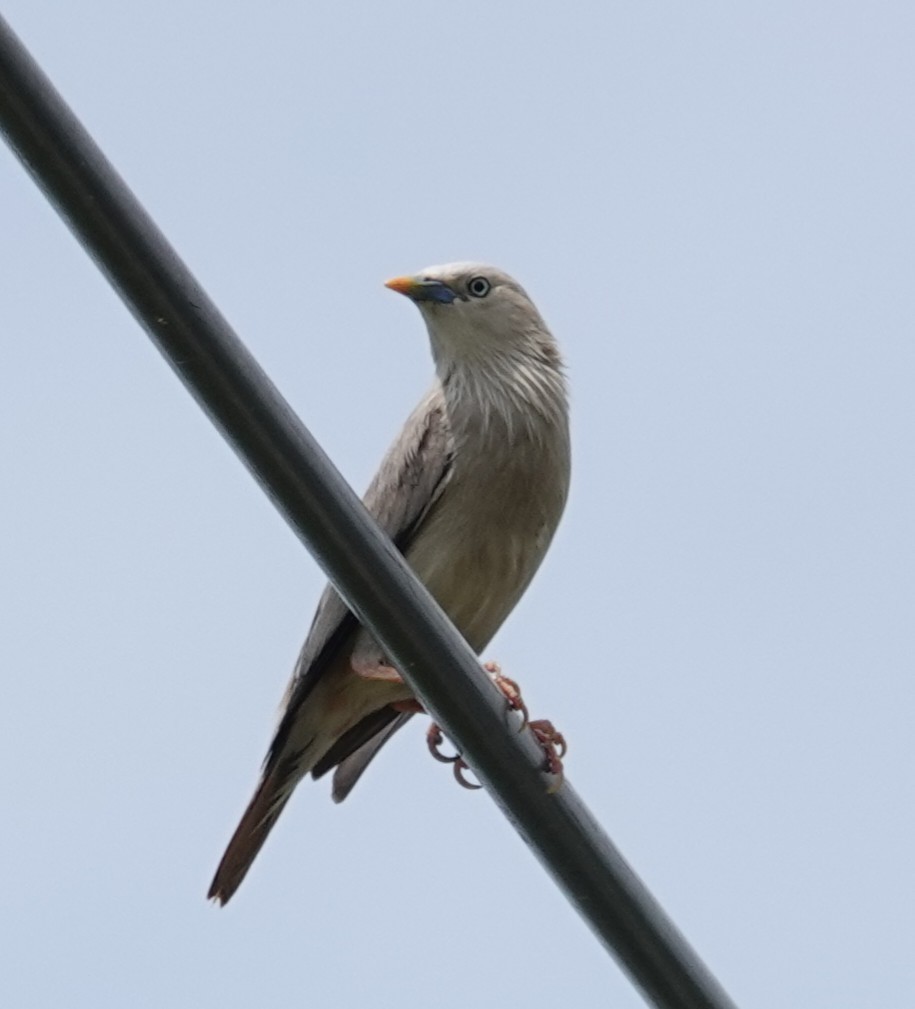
[529,719,567,792]
[426,722,481,790]
[424,662,524,791]
[425,663,557,791]
[482,661,529,729]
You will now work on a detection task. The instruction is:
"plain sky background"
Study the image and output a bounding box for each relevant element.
[1,3,913,1007]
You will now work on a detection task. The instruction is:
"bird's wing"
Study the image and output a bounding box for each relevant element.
[266,383,453,772]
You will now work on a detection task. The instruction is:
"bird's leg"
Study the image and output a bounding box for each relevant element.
[482,661,529,729]
[483,663,565,786]
[353,663,425,712]
[356,660,527,726]
[529,719,567,792]
[350,661,430,717]
[391,698,425,714]
[427,715,567,792]
[352,661,404,684]
[425,661,529,791]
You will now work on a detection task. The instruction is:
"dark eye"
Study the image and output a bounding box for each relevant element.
[467,276,491,298]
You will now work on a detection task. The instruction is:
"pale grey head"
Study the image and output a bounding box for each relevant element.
[385,262,567,425]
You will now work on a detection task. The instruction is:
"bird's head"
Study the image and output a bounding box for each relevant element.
[385,262,557,375]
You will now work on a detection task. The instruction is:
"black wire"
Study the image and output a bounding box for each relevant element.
[0,16,740,1009]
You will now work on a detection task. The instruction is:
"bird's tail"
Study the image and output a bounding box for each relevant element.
[208,660,398,904]
[207,757,301,906]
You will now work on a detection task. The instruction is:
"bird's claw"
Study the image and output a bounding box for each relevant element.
[483,661,529,729]
[426,723,481,789]
[427,664,562,792]
[426,722,455,764]
[529,718,567,791]
[452,759,482,790]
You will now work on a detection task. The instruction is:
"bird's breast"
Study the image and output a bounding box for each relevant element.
[404,421,569,652]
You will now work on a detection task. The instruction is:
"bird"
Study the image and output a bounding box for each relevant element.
[208,262,571,905]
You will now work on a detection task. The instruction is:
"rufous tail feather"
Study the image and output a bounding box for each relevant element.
[208,765,296,906]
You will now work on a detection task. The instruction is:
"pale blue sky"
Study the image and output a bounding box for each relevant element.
[2,3,913,1007]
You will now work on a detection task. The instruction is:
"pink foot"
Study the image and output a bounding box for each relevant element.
[529,719,567,792]
[482,661,529,728]
[426,723,481,790]
[425,663,566,792]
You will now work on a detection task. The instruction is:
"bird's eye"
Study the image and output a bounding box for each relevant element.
[467,276,491,298]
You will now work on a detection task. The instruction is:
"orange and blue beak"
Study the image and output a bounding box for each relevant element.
[385,275,457,305]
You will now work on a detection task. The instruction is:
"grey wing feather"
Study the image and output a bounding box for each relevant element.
[269,384,453,760]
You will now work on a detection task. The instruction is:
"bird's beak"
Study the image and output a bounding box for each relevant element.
[384,276,457,305]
